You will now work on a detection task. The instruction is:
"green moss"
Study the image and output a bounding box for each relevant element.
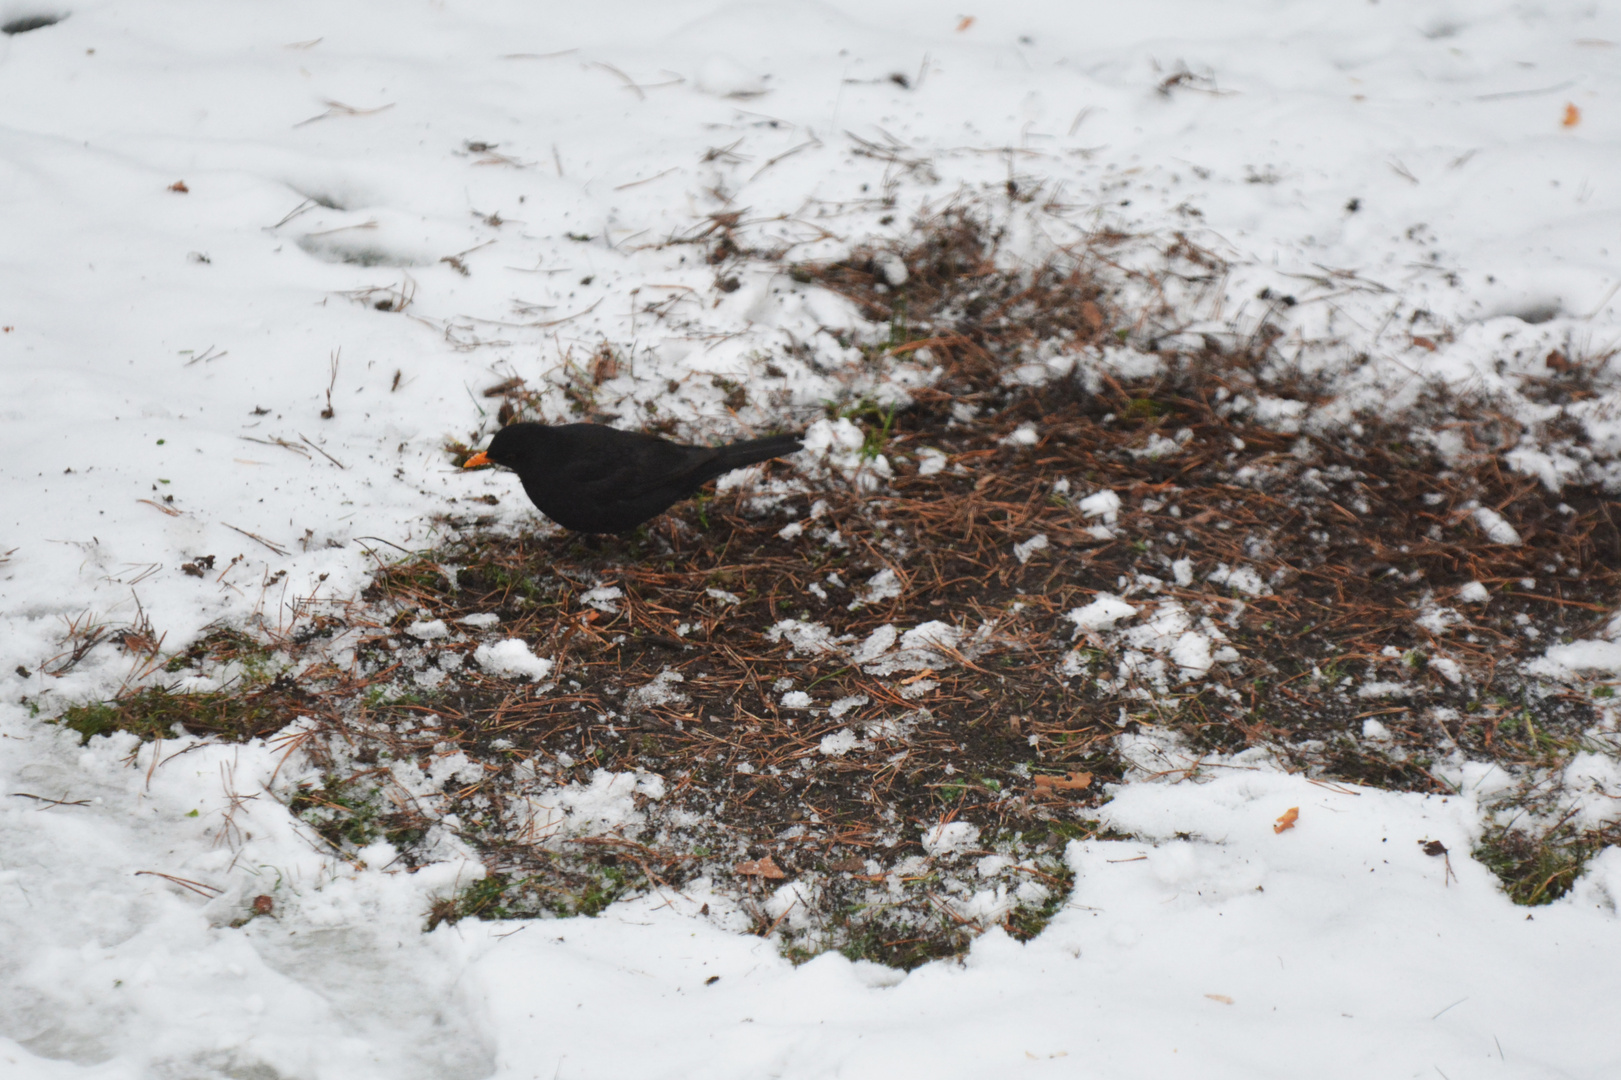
[56,686,294,744]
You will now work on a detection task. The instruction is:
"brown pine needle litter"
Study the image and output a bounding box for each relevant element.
[52,204,1621,967]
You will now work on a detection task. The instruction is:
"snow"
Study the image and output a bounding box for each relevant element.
[473,639,554,682]
[1068,594,1138,632]
[1532,639,1621,677]
[1012,532,1048,564]
[4,1,1621,1076]
[1472,506,1524,547]
[1077,489,1122,523]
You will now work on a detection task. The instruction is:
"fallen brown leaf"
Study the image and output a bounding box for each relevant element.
[1034,771,1093,796]
[1273,807,1300,833]
[735,856,785,879]
[1562,103,1581,128]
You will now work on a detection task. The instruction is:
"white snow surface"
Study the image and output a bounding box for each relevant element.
[4,2,1621,1077]
[473,638,554,682]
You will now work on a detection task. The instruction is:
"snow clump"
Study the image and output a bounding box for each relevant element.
[474,639,555,681]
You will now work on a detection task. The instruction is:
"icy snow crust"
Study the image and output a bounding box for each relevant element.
[4,2,1621,1078]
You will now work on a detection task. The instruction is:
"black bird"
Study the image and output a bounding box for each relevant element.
[463,422,803,534]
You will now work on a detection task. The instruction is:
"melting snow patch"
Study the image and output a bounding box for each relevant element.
[922,821,981,857]
[705,587,742,605]
[780,690,813,709]
[1078,489,1122,523]
[474,639,554,681]
[1208,563,1271,596]
[1431,657,1464,684]
[1416,605,1464,634]
[828,693,869,719]
[852,624,898,664]
[1530,640,1621,677]
[1069,594,1138,632]
[851,567,903,608]
[801,417,892,492]
[874,251,908,287]
[580,586,624,612]
[819,728,865,756]
[510,769,664,846]
[1013,533,1049,564]
[1173,558,1195,587]
[1458,580,1490,603]
[406,619,450,640]
[1471,505,1522,546]
[459,612,500,628]
[1000,423,1039,446]
[624,668,687,712]
[916,447,948,475]
[766,618,849,656]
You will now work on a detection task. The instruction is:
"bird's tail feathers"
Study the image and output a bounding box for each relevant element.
[715,432,803,470]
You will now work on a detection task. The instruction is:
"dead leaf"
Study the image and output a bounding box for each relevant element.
[1034,771,1094,796]
[1420,839,1448,857]
[956,16,976,32]
[1273,806,1300,833]
[168,180,189,193]
[1562,103,1581,128]
[1079,300,1104,335]
[1205,993,1235,1005]
[735,856,785,879]
[1545,349,1573,373]
[1411,335,1437,352]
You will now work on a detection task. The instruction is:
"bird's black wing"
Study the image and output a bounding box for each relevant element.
[556,431,718,499]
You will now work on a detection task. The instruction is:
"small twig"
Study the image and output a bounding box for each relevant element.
[222,523,289,556]
[12,792,92,808]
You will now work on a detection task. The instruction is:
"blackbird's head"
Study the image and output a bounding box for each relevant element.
[462,423,547,470]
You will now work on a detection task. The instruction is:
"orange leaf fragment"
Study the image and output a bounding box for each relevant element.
[1034,771,1094,795]
[1562,103,1581,128]
[1205,993,1235,1005]
[735,856,785,879]
[1411,335,1437,351]
[1273,807,1300,833]
[956,16,975,32]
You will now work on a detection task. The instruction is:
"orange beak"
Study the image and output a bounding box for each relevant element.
[463,451,492,468]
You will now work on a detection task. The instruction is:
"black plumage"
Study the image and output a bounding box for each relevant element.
[464,422,803,534]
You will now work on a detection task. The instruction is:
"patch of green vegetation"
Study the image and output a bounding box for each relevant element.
[1474,820,1611,905]
[56,685,294,744]
[1122,396,1170,420]
[288,776,425,854]
[833,398,901,461]
[824,909,974,971]
[161,628,277,677]
[427,873,514,929]
[425,860,641,930]
[1004,861,1076,942]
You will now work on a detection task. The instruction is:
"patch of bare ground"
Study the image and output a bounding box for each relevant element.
[57,204,1621,961]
